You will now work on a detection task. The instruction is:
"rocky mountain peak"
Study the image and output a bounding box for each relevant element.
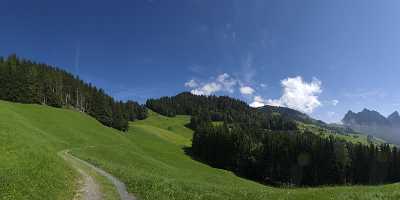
[342,108,389,126]
[388,111,400,124]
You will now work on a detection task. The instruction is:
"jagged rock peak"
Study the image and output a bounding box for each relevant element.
[389,111,400,118]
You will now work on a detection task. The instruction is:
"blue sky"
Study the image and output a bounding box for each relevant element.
[2,0,400,123]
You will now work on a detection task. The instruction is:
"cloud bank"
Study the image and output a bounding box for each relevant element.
[250,76,322,114]
[188,73,237,96]
[249,96,266,108]
[185,73,323,114]
[240,86,255,95]
[184,79,198,88]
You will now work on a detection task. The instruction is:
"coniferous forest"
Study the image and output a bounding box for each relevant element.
[146,92,298,130]
[0,54,147,131]
[148,93,400,186]
[3,54,400,187]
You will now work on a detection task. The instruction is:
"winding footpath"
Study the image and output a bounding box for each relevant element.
[58,150,137,200]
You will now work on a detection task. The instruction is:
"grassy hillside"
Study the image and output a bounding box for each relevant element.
[297,122,387,145]
[1,101,400,200]
[0,100,126,200]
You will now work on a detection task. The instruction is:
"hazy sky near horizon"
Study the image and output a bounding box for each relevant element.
[2,0,400,123]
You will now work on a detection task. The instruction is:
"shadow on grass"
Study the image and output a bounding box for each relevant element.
[182,146,194,157]
[184,123,194,130]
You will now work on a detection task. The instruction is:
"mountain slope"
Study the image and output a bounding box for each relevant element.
[388,111,400,125]
[258,105,324,125]
[343,109,390,126]
[343,109,400,144]
[2,100,400,199]
[259,105,385,144]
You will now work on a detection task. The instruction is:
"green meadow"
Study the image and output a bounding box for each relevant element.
[1,100,400,200]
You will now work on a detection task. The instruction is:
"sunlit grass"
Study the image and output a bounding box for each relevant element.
[1,100,400,200]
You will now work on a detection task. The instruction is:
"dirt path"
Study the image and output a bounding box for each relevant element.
[59,150,137,200]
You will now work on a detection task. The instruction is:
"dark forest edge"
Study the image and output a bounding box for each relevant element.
[0,54,147,131]
[147,93,400,186]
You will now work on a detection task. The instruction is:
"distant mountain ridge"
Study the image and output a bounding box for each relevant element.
[258,105,360,136]
[343,109,400,127]
[342,108,400,144]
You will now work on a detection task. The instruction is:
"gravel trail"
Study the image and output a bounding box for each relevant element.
[59,150,137,200]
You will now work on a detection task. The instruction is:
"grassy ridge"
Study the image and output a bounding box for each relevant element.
[1,101,400,199]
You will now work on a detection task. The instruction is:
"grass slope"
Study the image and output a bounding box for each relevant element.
[1,101,400,200]
[297,122,387,145]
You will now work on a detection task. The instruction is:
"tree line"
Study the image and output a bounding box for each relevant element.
[0,54,147,131]
[146,92,298,131]
[148,93,400,186]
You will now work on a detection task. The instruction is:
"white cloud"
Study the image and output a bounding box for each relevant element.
[254,96,264,102]
[217,73,237,93]
[249,96,266,108]
[266,99,282,107]
[191,82,221,95]
[271,76,322,113]
[184,79,198,88]
[250,101,265,108]
[260,83,267,88]
[331,99,339,106]
[188,73,237,96]
[263,76,322,113]
[240,86,255,95]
